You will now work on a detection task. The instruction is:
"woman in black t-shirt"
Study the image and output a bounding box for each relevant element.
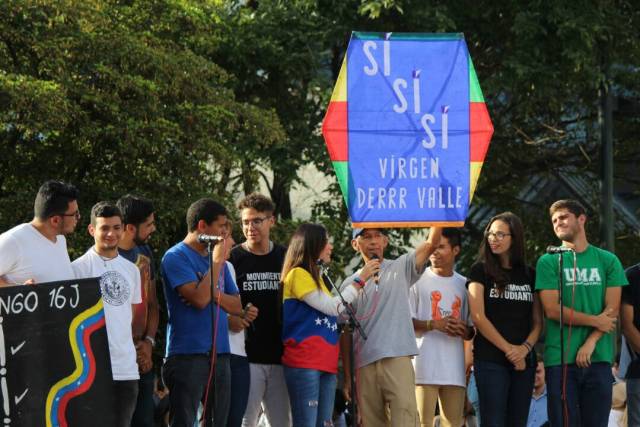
[467,212,542,427]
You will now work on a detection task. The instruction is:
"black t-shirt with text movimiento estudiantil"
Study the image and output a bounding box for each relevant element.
[229,243,286,365]
[467,261,536,367]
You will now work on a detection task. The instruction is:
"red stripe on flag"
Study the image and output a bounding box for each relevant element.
[470,102,493,162]
[322,101,348,161]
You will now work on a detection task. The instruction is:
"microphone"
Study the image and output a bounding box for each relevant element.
[198,234,224,244]
[370,254,380,286]
[546,245,574,254]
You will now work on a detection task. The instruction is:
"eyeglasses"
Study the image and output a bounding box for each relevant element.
[241,216,271,228]
[485,231,511,241]
[60,211,81,220]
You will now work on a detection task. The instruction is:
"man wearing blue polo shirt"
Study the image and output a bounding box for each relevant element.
[161,198,242,427]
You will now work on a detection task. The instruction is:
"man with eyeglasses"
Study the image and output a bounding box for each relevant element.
[229,193,291,427]
[0,180,80,286]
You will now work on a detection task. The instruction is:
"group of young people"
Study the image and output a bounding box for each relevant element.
[1,180,639,427]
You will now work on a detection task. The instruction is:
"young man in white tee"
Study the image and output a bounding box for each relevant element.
[0,180,80,285]
[410,228,474,427]
[71,201,142,427]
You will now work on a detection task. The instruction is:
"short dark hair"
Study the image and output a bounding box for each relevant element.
[90,201,122,226]
[238,192,275,214]
[33,180,79,220]
[549,199,587,218]
[116,194,154,226]
[186,198,227,232]
[441,228,462,249]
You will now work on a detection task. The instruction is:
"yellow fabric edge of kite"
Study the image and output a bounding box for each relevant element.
[330,58,347,102]
[469,161,483,203]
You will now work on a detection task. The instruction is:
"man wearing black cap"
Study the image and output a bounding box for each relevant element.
[340,226,442,427]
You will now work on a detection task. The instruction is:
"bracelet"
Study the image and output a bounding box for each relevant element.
[144,336,156,347]
[522,341,532,352]
[353,276,365,288]
[426,320,433,331]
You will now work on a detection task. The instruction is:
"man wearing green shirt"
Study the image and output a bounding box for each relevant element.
[536,199,627,427]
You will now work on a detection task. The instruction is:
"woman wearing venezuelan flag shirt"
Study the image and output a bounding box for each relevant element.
[281,223,374,427]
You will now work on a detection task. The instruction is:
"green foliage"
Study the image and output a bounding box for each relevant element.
[0,0,285,258]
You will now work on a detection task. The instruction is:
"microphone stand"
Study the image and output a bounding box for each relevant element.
[204,241,218,426]
[320,264,366,427]
[556,252,567,427]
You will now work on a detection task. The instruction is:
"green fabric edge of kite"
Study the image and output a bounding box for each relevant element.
[332,161,349,205]
[352,31,464,41]
[468,57,484,103]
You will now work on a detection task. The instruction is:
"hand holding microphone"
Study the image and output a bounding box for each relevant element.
[360,255,381,287]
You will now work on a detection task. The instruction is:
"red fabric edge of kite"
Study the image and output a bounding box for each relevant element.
[470,102,493,162]
[322,101,348,161]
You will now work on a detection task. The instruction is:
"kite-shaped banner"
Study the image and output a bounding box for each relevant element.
[322,32,493,227]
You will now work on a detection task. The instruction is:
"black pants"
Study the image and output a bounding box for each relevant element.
[112,379,139,427]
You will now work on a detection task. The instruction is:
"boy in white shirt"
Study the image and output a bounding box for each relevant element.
[72,201,141,427]
[410,228,474,427]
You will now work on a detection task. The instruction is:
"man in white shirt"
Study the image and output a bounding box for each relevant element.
[0,180,80,285]
[410,228,474,427]
[71,201,142,427]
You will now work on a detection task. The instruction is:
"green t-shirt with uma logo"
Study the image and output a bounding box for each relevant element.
[535,245,628,367]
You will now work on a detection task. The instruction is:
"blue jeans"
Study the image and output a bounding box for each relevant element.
[162,354,231,427]
[627,378,640,427]
[131,369,155,427]
[474,359,535,427]
[283,366,337,427]
[546,362,612,427]
[227,355,250,427]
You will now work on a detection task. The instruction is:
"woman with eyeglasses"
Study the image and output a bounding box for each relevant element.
[280,223,375,427]
[467,212,542,427]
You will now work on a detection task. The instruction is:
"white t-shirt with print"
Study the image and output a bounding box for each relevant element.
[0,223,74,284]
[72,249,142,381]
[410,267,470,387]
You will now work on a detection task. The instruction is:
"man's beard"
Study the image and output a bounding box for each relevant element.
[134,231,149,246]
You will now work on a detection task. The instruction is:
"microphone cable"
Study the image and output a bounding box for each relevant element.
[200,241,227,426]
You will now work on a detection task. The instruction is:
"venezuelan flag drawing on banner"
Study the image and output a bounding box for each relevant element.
[322,32,493,228]
[281,268,339,373]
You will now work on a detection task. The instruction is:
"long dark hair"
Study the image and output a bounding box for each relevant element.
[477,211,528,291]
[281,223,328,289]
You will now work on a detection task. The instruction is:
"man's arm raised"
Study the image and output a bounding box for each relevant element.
[415,227,442,271]
[176,237,241,314]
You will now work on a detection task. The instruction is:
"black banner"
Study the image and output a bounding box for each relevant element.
[0,278,116,427]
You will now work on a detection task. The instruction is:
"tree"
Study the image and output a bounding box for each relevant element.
[0,0,285,256]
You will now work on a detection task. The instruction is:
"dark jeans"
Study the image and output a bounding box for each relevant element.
[131,369,155,427]
[227,354,250,427]
[627,378,640,427]
[162,354,231,427]
[113,379,139,427]
[474,358,535,427]
[546,362,612,427]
